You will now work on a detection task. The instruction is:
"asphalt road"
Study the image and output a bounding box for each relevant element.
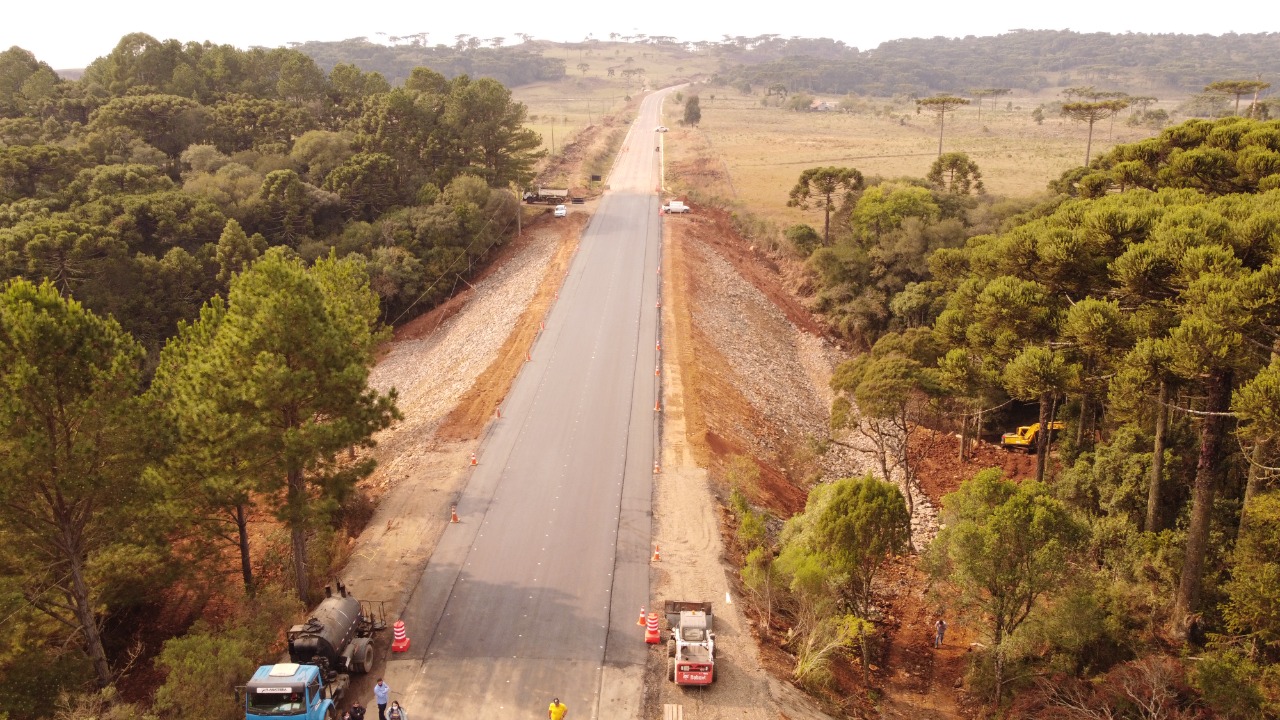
[387,87,679,719]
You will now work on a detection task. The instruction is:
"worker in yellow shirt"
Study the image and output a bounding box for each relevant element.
[548,697,568,720]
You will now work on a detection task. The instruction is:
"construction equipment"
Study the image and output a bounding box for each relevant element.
[1000,420,1065,453]
[241,582,385,720]
[522,187,570,204]
[664,600,716,686]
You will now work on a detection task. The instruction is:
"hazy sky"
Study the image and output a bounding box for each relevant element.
[4,0,1264,69]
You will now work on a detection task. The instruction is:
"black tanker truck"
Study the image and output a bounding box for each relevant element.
[242,582,385,720]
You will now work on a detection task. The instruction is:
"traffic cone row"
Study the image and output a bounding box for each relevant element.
[450,504,459,523]
[470,453,477,466]
[652,544,661,562]
[654,460,661,474]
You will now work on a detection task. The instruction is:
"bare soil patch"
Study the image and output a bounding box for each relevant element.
[912,430,1040,507]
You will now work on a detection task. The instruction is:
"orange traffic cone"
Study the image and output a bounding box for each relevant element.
[656,300,661,308]
[470,453,477,466]
[450,504,459,523]
[539,321,545,331]
[525,350,531,362]
[645,613,661,644]
[495,408,502,419]
[654,399,661,412]
[655,365,660,376]
[652,544,661,562]
[654,460,661,474]
[391,620,411,652]
[637,606,646,626]
[656,340,661,351]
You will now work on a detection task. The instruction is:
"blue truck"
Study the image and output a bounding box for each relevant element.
[243,582,384,720]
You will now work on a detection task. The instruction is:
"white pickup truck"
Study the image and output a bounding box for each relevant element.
[662,200,690,214]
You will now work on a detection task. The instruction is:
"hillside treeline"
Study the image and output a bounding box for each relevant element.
[1,36,543,358]
[753,118,1280,715]
[713,30,1280,96]
[0,34,544,718]
[290,37,567,88]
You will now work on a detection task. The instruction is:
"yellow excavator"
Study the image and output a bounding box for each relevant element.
[1000,421,1065,453]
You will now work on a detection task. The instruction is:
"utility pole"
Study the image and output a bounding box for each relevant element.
[510,183,522,237]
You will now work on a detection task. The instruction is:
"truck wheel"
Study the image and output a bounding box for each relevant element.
[349,637,373,673]
[667,639,675,657]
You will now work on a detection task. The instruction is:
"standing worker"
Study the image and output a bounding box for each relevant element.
[933,617,947,648]
[548,697,568,720]
[373,678,392,720]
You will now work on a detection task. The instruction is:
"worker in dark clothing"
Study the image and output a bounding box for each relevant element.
[348,701,367,720]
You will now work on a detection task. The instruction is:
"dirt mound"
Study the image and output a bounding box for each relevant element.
[913,430,1041,507]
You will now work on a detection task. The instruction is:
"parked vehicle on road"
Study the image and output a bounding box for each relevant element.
[662,201,689,214]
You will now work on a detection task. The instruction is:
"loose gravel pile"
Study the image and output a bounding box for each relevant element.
[689,242,877,486]
[688,239,938,546]
[365,226,560,488]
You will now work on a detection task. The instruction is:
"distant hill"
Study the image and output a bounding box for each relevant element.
[711,30,1280,96]
[290,37,565,87]
[37,29,1280,98]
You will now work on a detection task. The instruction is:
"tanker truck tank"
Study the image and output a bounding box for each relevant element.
[285,582,378,675]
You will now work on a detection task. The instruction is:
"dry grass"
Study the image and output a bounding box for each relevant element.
[663,89,1174,228]
[513,41,718,156]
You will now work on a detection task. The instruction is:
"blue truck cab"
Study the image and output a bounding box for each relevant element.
[245,663,337,720]
[240,583,381,720]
